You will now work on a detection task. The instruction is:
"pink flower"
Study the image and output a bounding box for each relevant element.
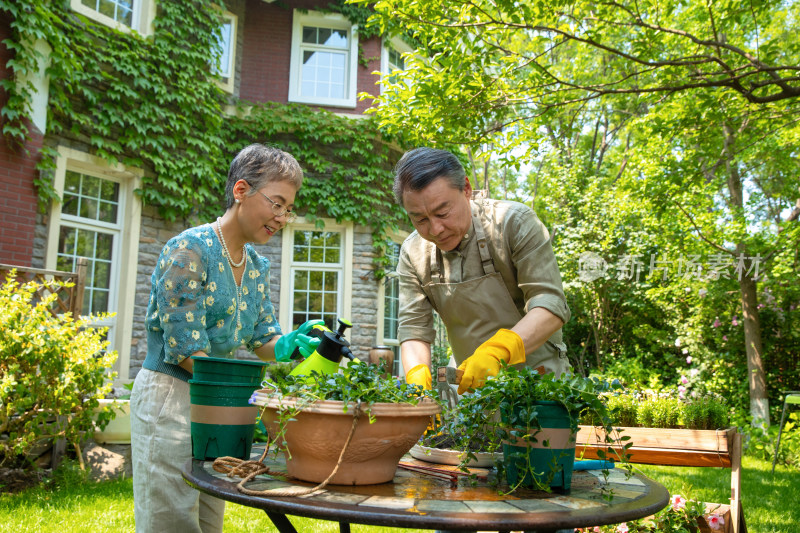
[593,528,603,532]
[707,513,724,529]
[686,356,693,364]
[713,317,721,328]
[723,335,728,341]
[680,375,688,385]
[671,494,686,510]
[678,385,686,393]
[732,315,739,326]
[616,523,629,533]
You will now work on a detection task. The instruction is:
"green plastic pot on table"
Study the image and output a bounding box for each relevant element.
[502,401,577,491]
[190,355,267,385]
[189,379,260,461]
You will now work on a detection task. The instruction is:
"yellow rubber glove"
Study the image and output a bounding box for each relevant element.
[405,363,433,390]
[457,329,525,394]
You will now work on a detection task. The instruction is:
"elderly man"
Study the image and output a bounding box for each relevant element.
[395,147,571,394]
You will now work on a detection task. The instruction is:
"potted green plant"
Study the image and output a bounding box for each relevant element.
[253,362,440,485]
[446,365,629,493]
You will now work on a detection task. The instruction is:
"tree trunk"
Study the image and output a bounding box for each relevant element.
[723,122,769,425]
[739,270,769,425]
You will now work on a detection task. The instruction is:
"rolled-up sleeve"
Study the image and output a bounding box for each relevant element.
[396,241,437,345]
[508,208,571,324]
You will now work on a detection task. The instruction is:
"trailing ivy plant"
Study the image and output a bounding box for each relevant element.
[0,0,408,275]
[446,366,633,495]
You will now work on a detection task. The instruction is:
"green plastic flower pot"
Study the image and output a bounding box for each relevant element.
[502,401,577,491]
[189,380,260,460]
[190,356,267,386]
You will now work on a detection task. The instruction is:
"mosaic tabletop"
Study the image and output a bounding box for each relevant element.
[183,446,669,532]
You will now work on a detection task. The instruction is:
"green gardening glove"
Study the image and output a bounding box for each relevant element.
[274,319,325,362]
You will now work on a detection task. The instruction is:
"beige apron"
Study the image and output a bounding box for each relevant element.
[422,205,569,376]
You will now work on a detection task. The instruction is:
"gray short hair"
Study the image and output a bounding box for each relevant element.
[393,147,467,204]
[225,144,303,209]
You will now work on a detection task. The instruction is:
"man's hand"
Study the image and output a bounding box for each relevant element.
[274,319,325,362]
[405,363,433,390]
[457,329,525,394]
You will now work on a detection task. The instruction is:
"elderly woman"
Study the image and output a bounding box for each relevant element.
[130,144,318,533]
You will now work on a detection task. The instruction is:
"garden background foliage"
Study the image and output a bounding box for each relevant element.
[0,274,116,464]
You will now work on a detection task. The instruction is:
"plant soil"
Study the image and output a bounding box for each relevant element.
[422,432,491,452]
[0,467,46,493]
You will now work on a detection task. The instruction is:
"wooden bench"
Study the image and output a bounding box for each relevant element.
[576,425,745,533]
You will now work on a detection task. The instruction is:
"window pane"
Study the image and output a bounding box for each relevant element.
[81,0,134,27]
[323,271,336,291]
[214,20,233,78]
[92,288,109,314]
[294,292,308,312]
[300,49,347,100]
[98,200,118,223]
[327,29,347,47]
[63,171,120,223]
[63,172,80,215]
[302,26,317,44]
[309,292,322,312]
[94,260,111,288]
[294,270,308,291]
[294,230,341,265]
[318,28,331,45]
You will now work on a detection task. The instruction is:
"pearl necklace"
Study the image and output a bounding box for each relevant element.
[215,218,246,343]
[216,218,246,268]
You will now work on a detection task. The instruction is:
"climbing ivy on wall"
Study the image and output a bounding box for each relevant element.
[0,0,407,275]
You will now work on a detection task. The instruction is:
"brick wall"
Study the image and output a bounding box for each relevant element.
[0,11,43,267]
[240,0,381,115]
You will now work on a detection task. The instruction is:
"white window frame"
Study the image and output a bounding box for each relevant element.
[279,218,354,333]
[376,231,408,375]
[70,0,157,36]
[288,9,359,109]
[212,7,238,94]
[380,36,413,94]
[45,146,143,386]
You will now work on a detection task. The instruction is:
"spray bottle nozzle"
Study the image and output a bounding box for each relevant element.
[336,318,352,338]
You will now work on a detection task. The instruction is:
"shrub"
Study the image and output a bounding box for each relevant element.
[738,412,800,469]
[607,393,639,427]
[682,394,729,430]
[0,273,117,466]
[636,393,683,429]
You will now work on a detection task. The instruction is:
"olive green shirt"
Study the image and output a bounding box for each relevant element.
[397,198,570,346]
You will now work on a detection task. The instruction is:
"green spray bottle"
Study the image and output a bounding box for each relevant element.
[288,318,359,382]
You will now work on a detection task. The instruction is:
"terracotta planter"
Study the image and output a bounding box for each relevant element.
[259,396,440,485]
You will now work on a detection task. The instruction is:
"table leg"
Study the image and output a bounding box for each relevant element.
[264,511,297,533]
[339,522,351,533]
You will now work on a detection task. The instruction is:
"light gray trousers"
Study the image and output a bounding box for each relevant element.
[131,368,225,533]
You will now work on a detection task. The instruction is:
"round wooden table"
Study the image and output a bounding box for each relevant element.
[183,446,669,533]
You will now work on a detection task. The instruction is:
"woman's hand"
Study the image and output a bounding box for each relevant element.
[273,319,325,361]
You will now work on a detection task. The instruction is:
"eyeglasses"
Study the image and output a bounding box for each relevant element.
[257,191,297,222]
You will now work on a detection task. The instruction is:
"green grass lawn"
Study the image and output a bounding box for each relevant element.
[0,456,796,533]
